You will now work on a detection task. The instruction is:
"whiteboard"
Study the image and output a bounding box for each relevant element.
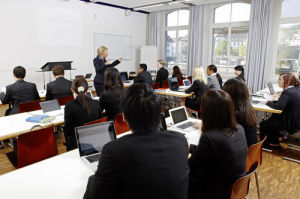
[94,33,132,60]
[140,46,158,71]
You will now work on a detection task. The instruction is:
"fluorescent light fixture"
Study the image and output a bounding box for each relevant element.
[133,3,165,10]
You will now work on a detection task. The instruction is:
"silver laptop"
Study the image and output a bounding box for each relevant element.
[39,99,64,116]
[267,82,275,95]
[75,121,116,172]
[169,106,194,131]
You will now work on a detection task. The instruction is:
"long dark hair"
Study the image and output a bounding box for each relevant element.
[104,68,124,99]
[207,64,222,88]
[280,72,299,89]
[223,78,257,127]
[72,78,90,114]
[173,65,183,79]
[234,65,244,76]
[201,90,237,135]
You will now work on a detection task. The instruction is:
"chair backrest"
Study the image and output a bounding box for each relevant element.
[57,95,74,106]
[75,75,84,79]
[246,137,266,172]
[18,100,41,113]
[231,162,258,199]
[114,113,130,135]
[17,127,57,168]
[187,76,193,83]
[161,80,169,88]
[152,82,160,89]
[178,78,184,86]
[84,116,108,126]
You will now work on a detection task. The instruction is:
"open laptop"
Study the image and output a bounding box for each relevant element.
[267,82,275,95]
[85,73,92,79]
[75,121,116,172]
[168,77,185,92]
[169,106,194,131]
[183,79,191,87]
[39,99,63,117]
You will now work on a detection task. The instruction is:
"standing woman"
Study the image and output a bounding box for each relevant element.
[223,78,258,146]
[93,46,123,96]
[64,78,103,151]
[234,65,245,81]
[184,66,208,112]
[206,64,222,90]
[100,68,125,121]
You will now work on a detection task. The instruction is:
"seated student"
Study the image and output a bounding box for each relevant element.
[234,65,245,81]
[260,73,300,148]
[0,66,40,115]
[223,78,258,146]
[45,65,72,101]
[172,65,183,80]
[64,78,102,151]
[189,90,247,199]
[133,63,153,86]
[84,83,189,199]
[184,66,208,111]
[100,68,125,121]
[206,64,222,90]
[155,60,169,87]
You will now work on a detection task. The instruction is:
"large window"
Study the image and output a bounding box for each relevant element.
[164,10,189,74]
[275,0,300,75]
[211,3,250,74]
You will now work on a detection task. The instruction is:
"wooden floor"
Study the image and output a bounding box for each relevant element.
[0,105,299,198]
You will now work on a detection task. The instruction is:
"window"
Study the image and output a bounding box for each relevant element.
[275,0,300,75]
[211,3,250,74]
[164,10,189,74]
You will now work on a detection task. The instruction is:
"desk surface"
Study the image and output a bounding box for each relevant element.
[155,88,193,98]
[251,96,282,114]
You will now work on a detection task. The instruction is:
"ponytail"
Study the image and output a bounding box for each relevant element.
[72,78,90,114]
[216,73,223,89]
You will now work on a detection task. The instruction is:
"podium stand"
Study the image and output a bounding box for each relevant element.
[38,61,74,89]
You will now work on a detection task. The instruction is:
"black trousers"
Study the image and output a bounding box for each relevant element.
[185,98,200,111]
[260,114,284,145]
[94,82,104,97]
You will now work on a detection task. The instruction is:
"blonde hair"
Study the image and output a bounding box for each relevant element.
[97,46,108,56]
[194,66,207,85]
[158,60,165,66]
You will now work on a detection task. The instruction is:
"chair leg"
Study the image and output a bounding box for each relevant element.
[255,171,261,199]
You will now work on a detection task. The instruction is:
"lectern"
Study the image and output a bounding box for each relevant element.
[39,61,74,89]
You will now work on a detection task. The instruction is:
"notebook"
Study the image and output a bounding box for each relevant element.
[75,121,116,172]
[39,99,64,117]
[169,106,194,131]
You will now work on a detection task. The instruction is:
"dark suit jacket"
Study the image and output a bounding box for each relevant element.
[100,88,125,121]
[93,56,120,85]
[133,71,153,86]
[0,80,40,115]
[155,67,169,87]
[266,86,300,133]
[238,121,257,147]
[185,80,208,101]
[84,130,189,199]
[45,76,72,101]
[64,97,103,151]
[188,125,247,199]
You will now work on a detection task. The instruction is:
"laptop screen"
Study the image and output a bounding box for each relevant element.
[40,100,60,113]
[267,82,275,95]
[86,92,92,98]
[170,107,188,124]
[85,73,92,79]
[75,122,116,156]
[183,80,191,86]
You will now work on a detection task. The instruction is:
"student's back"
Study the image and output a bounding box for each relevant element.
[100,89,124,121]
[46,76,72,100]
[134,71,153,86]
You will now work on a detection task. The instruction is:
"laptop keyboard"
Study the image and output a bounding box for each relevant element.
[177,121,193,129]
[86,153,101,163]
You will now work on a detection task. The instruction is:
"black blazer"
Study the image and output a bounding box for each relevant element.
[64,96,103,151]
[238,121,258,147]
[266,86,300,133]
[185,80,208,101]
[0,80,40,115]
[133,71,153,86]
[188,125,248,199]
[237,74,245,82]
[45,76,72,101]
[84,130,189,199]
[93,56,120,85]
[100,88,125,121]
[155,67,169,87]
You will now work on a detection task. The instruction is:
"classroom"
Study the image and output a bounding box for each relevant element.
[0,0,299,198]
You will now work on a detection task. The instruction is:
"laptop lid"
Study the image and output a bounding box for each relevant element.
[75,121,116,157]
[168,77,179,91]
[39,100,61,113]
[86,91,92,99]
[183,79,191,87]
[85,73,92,79]
[267,82,275,95]
[159,113,167,131]
[169,106,188,125]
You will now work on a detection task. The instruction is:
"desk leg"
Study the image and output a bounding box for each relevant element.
[180,98,186,107]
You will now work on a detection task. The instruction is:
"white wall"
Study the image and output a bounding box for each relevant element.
[0,0,147,89]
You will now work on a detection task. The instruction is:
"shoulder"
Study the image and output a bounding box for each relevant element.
[26,81,37,88]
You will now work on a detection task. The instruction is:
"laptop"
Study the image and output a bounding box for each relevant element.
[85,73,92,79]
[86,91,93,99]
[267,82,275,95]
[39,99,64,117]
[169,106,194,131]
[75,121,116,172]
[183,79,191,87]
[168,77,183,92]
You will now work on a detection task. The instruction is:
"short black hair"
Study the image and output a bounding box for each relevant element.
[207,64,217,73]
[121,83,162,134]
[13,66,26,79]
[139,64,147,71]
